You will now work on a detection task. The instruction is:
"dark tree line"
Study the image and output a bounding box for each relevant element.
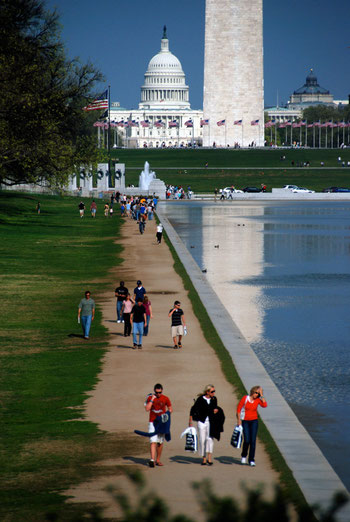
[0,0,104,187]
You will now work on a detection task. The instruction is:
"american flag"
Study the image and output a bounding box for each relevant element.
[185,119,193,127]
[154,120,165,128]
[251,119,259,126]
[169,120,178,128]
[217,119,225,126]
[110,121,117,128]
[278,123,286,128]
[285,121,292,127]
[200,119,209,126]
[127,120,139,127]
[141,120,150,127]
[117,121,126,127]
[292,122,301,128]
[234,119,242,125]
[313,122,321,127]
[307,124,314,128]
[300,120,306,126]
[93,121,104,127]
[82,90,108,111]
[264,120,273,128]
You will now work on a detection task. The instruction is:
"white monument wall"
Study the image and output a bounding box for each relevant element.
[203,0,264,147]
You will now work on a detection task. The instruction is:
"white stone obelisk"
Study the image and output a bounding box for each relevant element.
[203,0,264,148]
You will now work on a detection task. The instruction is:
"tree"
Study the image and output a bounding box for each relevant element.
[0,0,104,187]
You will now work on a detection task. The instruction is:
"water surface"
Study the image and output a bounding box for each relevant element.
[162,200,350,491]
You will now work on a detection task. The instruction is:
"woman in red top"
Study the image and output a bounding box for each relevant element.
[236,385,267,467]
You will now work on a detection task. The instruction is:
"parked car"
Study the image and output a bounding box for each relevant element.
[322,187,350,193]
[291,187,315,193]
[219,187,244,196]
[283,185,299,191]
[242,187,261,193]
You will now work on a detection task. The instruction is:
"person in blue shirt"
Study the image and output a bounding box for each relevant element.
[134,280,146,302]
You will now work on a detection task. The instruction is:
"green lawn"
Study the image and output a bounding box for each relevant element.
[0,192,146,521]
[110,148,350,193]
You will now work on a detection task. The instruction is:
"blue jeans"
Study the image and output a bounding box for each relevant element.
[144,315,151,336]
[133,322,144,345]
[241,419,258,463]
[81,315,92,338]
[116,300,123,322]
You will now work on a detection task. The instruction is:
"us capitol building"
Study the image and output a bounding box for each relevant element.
[109,27,203,148]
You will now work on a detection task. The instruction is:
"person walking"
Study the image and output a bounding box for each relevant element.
[236,385,267,467]
[143,295,153,336]
[130,298,147,349]
[90,200,97,218]
[156,223,163,244]
[78,291,95,339]
[168,300,186,349]
[78,201,85,218]
[189,384,219,466]
[145,383,172,467]
[115,281,129,323]
[121,293,134,337]
[104,203,109,217]
[133,280,146,303]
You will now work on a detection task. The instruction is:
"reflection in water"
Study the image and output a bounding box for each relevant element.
[162,201,350,491]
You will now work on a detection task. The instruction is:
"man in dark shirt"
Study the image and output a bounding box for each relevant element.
[168,300,186,349]
[134,280,146,302]
[131,298,147,349]
[115,281,128,323]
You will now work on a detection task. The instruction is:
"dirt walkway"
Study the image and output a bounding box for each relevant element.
[66,216,280,520]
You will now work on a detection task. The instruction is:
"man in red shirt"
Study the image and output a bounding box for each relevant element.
[145,383,172,467]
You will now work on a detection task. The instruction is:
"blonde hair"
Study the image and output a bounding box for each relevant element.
[198,384,215,397]
[250,385,260,396]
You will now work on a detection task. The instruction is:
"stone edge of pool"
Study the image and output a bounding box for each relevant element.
[157,204,350,521]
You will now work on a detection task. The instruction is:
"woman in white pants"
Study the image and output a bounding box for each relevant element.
[189,384,218,465]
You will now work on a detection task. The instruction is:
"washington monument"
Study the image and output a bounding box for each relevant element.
[203,0,264,147]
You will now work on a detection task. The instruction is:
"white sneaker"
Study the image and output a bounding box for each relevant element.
[117,320,121,323]
[249,461,256,467]
[241,457,247,464]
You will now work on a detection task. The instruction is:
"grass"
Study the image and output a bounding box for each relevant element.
[110,148,350,193]
[0,192,147,521]
[160,218,315,519]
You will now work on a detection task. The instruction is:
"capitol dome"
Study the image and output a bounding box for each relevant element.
[139,27,190,109]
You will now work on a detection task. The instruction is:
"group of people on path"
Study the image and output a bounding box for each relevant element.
[113,280,185,349]
[76,215,267,471]
[141,382,267,469]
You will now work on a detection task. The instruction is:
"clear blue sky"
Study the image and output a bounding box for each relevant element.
[47,0,350,109]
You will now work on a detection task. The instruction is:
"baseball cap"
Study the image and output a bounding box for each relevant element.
[137,280,142,285]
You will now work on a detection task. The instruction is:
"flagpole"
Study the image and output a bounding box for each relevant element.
[305,120,307,147]
[242,123,243,147]
[108,85,112,187]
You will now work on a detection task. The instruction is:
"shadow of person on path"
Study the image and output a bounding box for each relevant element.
[115,344,137,350]
[155,344,176,349]
[215,455,241,465]
[67,333,85,339]
[123,456,149,467]
[170,455,202,465]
